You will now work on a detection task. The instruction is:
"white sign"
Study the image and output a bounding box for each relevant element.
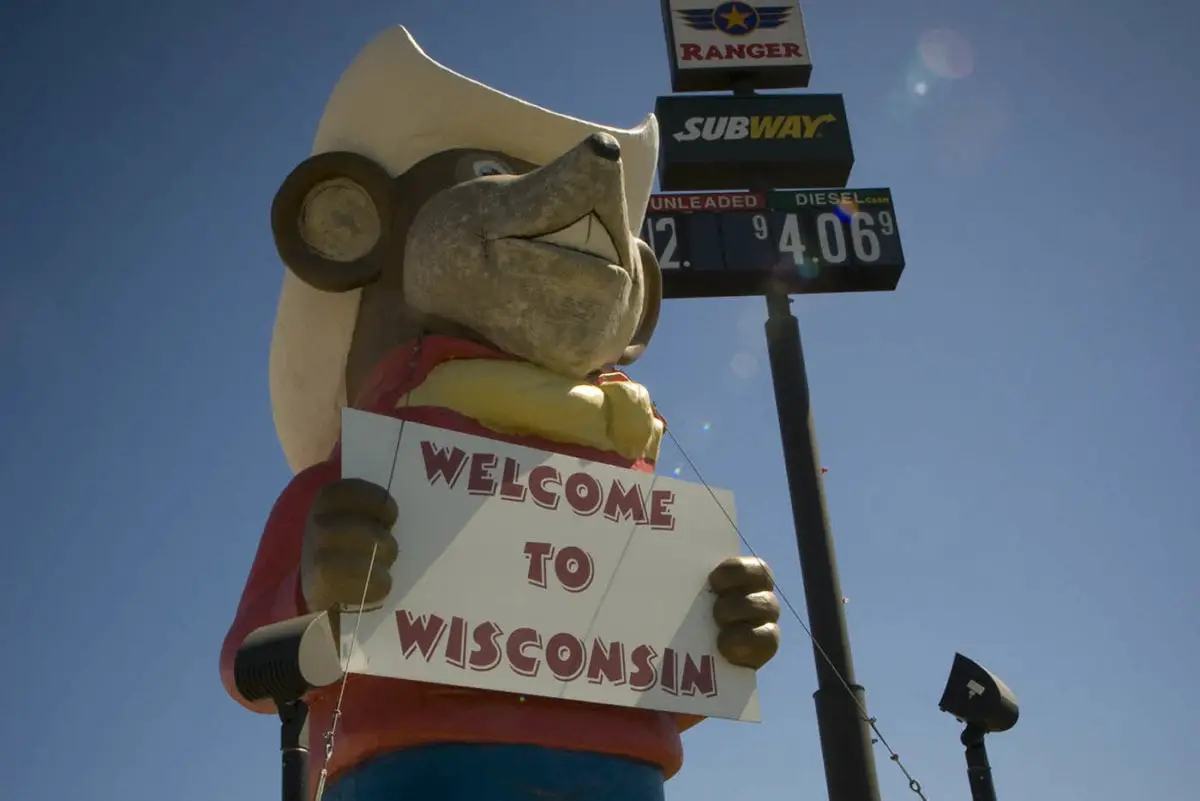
[667,0,811,73]
[339,408,761,722]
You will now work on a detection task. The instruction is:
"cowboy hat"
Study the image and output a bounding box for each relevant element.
[269,26,660,473]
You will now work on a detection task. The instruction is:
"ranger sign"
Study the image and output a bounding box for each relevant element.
[660,0,813,92]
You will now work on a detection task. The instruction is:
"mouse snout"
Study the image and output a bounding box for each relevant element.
[485,133,635,270]
[586,132,621,162]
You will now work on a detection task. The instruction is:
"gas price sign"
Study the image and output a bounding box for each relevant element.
[643,189,906,299]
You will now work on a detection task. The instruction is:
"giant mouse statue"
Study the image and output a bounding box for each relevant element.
[220,27,781,801]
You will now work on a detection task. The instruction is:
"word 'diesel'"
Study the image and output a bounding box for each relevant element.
[420,441,676,530]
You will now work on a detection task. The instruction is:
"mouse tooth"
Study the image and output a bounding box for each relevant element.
[532,214,621,264]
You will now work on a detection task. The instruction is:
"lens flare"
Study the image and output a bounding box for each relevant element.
[701,422,711,432]
[731,351,758,379]
[918,28,974,79]
[833,197,860,223]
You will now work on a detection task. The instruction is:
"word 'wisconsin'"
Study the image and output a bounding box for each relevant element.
[397,610,719,698]
[420,441,676,530]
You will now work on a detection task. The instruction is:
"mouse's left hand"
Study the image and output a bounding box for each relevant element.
[708,556,781,670]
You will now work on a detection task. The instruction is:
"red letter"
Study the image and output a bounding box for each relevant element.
[529,466,561,510]
[746,43,764,58]
[603,480,648,524]
[554,546,594,593]
[445,616,467,668]
[661,647,679,695]
[523,541,554,588]
[545,632,586,681]
[783,42,802,58]
[467,453,498,496]
[499,457,527,501]
[468,621,503,671]
[765,43,783,58]
[680,653,718,698]
[681,43,701,61]
[628,645,658,692]
[506,627,542,677]
[650,490,676,530]
[395,611,447,661]
[421,443,468,487]
[565,472,603,516]
[704,44,722,60]
[586,639,627,686]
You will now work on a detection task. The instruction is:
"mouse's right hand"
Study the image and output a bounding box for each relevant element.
[301,478,400,613]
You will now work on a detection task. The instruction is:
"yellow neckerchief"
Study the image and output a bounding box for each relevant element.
[396,358,664,462]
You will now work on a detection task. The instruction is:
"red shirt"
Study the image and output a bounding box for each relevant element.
[220,336,697,793]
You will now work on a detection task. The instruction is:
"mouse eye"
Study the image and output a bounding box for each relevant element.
[472,158,512,177]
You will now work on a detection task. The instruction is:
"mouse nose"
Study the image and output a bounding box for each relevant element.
[586,132,621,162]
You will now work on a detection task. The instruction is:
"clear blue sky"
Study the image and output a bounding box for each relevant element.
[1,1,1196,799]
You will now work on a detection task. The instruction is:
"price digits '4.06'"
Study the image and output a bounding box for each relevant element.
[641,208,899,272]
[770,208,897,270]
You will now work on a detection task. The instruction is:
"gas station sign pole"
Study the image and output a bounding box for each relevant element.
[653,3,905,799]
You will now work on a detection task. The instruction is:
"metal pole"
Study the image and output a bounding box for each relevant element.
[962,725,999,801]
[279,699,310,801]
[763,281,882,801]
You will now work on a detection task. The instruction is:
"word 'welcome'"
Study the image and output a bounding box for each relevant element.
[396,610,718,698]
[420,441,676,530]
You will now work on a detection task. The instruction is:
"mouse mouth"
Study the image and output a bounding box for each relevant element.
[524,213,622,265]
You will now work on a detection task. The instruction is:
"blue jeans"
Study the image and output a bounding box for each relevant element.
[323,743,667,801]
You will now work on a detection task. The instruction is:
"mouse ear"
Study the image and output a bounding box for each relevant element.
[618,238,663,365]
[271,151,398,293]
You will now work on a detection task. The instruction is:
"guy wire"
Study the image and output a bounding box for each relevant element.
[664,426,929,800]
[314,333,425,801]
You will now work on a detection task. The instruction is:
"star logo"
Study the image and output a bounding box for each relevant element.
[676,3,793,37]
[719,2,755,32]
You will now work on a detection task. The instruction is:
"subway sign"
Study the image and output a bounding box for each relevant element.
[655,93,855,191]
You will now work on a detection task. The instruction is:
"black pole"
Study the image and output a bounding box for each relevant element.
[279,699,310,801]
[961,725,999,801]
[763,283,882,801]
